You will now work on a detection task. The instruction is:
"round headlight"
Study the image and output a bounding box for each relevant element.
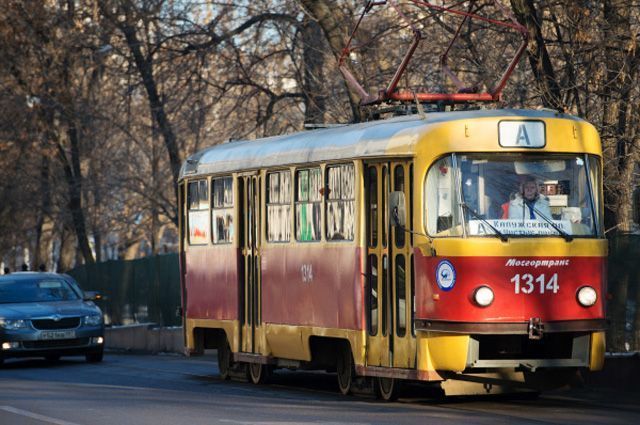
[473,286,494,307]
[577,286,597,307]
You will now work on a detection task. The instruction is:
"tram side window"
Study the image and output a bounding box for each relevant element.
[326,164,355,241]
[187,179,210,245]
[296,168,322,242]
[425,156,462,236]
[588,156,603,234]
[395,254,406,337]
[211,177,233,244]
[367,254,378,336]
[367,167,378,247]
[394,165,405,248]
[267,171,292,242]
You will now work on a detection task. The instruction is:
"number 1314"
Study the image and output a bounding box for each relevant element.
[510,273,559,294]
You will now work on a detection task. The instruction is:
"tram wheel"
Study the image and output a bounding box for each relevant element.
[217,339,232,380]
[375,377,400,401]
[249,362,271,384]
[336,345,354,395]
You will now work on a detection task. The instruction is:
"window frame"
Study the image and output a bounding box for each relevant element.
[423,154,463,238]
[424,153,604,239]
[325,163,356,242]
[211,176,234,245]
[295,166,323,243]
[266,169,293,243]
[187,178,210,246]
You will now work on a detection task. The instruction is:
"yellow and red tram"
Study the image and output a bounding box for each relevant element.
[178,108,606,398]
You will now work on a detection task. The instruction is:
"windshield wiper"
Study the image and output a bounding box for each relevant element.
[460,203,508,242]
[531,206,573,242]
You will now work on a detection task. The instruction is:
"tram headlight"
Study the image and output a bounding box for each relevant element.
[473,286,494,307]
[577,286,597,307]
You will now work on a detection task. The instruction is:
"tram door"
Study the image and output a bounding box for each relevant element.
[365,161,415,369]
[239,175,263,354]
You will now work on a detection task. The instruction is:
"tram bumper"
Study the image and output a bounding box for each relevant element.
[415,320,606,375]
[416,325,605,395]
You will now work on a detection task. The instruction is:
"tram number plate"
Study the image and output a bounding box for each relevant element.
[510,273,559,294]
[40,330,76,340]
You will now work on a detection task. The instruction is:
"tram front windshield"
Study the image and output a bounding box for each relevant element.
[424,154,601,238]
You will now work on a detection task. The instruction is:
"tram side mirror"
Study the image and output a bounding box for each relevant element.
[389,191,407,228]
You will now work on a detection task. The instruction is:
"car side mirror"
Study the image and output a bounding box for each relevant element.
[83,291,102,301]
[389,191,406,228]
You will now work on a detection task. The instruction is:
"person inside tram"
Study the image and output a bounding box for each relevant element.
[508,175,551,220]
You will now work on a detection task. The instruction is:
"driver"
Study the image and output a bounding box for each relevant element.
[508,176,551,220]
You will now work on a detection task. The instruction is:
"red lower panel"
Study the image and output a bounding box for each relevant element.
[185,247,239,320]
[261,245,362,330]
[414,253,606,323]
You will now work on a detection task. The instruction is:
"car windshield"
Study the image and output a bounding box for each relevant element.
[425,153,601,238]
[0,278,81,303]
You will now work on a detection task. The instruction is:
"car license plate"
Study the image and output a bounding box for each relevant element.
[39,330,76,340]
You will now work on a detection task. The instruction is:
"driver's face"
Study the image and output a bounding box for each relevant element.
[523,181,538,201]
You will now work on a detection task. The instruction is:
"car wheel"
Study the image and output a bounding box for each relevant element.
[86,349,104,363]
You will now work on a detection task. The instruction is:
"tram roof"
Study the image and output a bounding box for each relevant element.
[179,109,584,179]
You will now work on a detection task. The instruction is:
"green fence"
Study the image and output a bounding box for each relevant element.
[607,235,640,353]
[68,237,640,352]
[68,253,181,327]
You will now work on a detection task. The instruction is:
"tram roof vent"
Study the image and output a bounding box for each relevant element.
[303,123,350,130]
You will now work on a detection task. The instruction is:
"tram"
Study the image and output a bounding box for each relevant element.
[177,108,606,398]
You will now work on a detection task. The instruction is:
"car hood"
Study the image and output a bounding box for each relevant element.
[0,300,101,319]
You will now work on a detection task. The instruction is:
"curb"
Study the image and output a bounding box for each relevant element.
[105,323,184,355]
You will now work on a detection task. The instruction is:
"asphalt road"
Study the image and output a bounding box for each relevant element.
[0,353,638,425]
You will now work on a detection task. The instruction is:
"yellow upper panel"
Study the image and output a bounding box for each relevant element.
[411,115,602,166]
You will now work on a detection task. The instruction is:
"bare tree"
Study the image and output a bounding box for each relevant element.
[0,0,104,265]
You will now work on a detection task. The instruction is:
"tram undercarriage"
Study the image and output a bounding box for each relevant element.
[187,320,604,398]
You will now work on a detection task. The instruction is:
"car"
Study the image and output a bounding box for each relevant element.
[0,272,104,365]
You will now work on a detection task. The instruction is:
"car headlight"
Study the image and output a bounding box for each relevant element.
[0,318,29,330]
[83,315,103,326]
[473,285,494,307]
[577,286,597,307]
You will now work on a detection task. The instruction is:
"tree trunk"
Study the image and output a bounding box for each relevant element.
[34,152,51,269]
[614,153,639,233]
[298,0,363,122]
[57,225,77,273]
[62,123,95,264]
[302,16,327,125]
[510,0,563,110]
[601,1,639,232]
[117,15,181,225]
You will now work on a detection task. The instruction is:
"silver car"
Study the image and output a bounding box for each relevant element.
[0,272,104,364]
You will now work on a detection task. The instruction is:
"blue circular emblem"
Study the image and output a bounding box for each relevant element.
[436,260,456,291]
